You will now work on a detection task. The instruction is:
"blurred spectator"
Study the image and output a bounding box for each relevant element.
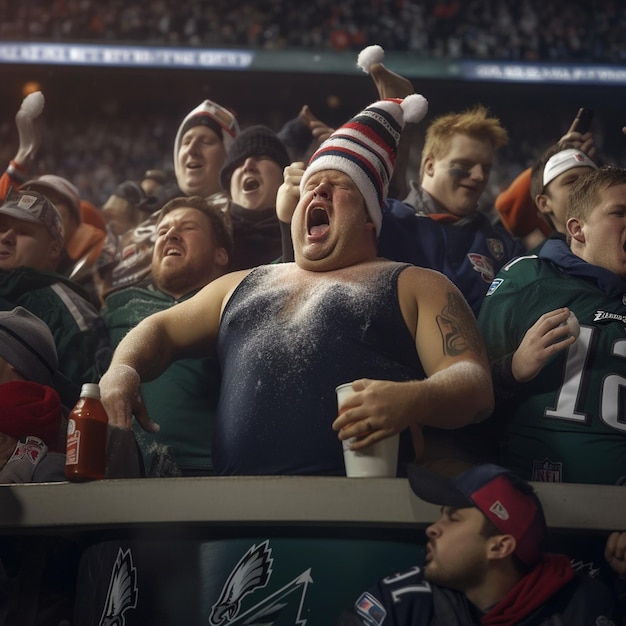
[21,174,106,292]
[218,124,290,269]
[0,189,111,407]
[101,180,152,239]
[173,99,239,200]
[102,195,232,476]
[140,168,169,197]
[0,307,65,483]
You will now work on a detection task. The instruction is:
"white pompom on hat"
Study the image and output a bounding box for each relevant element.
[300,95,428,235]
[356,44,385,73]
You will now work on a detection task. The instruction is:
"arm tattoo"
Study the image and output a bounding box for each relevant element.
[436,290,483,357]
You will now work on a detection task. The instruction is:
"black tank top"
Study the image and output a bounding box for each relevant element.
[215,260,426,475]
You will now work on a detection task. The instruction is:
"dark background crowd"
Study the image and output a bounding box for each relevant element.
[2,0,625,63]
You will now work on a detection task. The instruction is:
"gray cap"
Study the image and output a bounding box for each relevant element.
[0,189,64,245]
[0,307,58,386]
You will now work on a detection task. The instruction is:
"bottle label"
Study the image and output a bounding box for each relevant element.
[66,423,80,466]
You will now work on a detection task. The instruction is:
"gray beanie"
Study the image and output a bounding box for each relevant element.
[0,307,58,386]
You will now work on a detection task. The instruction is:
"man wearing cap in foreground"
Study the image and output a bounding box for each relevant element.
[0,307,65,482]
[341,464,620,625]
[0,189,110,407]
[99,95,494,476]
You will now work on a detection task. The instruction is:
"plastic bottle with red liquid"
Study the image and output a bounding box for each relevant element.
[65,383,108,481]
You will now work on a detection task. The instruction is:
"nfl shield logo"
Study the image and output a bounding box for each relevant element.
[532,458,563,482]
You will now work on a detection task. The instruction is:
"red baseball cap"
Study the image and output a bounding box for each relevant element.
[408,463,546,565]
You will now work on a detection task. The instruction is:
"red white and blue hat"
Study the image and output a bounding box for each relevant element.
[300,95,428,236]
[408,463,546,565]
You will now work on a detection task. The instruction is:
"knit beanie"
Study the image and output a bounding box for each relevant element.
[0,307,58,386]
[300,95,428,235]
[173,100,239,181]
[0,381,62,450]
[219,125,290,191]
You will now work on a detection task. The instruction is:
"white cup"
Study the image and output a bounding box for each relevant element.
[336,382,399,478]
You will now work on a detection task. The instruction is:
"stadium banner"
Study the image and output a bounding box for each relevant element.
[2,42,625,85]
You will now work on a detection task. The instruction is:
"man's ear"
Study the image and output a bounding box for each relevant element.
[423,156,435,177]
[214,247,229,269]
[567,217,585,243]
[48,240,61,269]
[486,534,517,562]
[535,194,551,216]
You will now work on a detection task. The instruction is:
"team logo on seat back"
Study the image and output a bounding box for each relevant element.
[209,540,312,625]
[99,548,138,626]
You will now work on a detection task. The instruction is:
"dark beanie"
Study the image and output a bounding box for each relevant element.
[0,307,58,386]
[114,180,147,207]
[219,125,290,191]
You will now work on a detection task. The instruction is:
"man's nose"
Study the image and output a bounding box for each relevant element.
[242,157,259,172]
[469,164,489,181]
[164,226,181,240]
[0,228,16,242]
[313,182,331,199]
[425,521,441,539]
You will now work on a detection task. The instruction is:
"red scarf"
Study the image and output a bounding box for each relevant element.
[482,553,575,626]
[428,213,462,223]
[0,381,63,450]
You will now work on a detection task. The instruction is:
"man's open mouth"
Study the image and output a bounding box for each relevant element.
[308,207,329,236]
[243,177,260,191]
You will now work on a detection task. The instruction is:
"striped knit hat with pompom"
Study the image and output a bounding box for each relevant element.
[300,94,428,235]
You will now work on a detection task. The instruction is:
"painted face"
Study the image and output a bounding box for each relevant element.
[424,507,490,592]
[176,126,226,198]
[152,207,227,298]
[569,182,626,279]
[0,214,59,272]
[230,156,284,211]
[291,170,375,272]
[422,134,494,218]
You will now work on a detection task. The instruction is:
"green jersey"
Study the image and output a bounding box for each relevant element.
[478,239,626,485]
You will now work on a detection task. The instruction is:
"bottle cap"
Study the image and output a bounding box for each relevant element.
[80,383,101,400]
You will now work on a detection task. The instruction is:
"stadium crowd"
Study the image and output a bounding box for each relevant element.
[1,0,625,63]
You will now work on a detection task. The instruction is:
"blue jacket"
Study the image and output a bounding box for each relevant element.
[380,193,525,316]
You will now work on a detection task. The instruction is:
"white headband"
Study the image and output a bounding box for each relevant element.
[543,149,597,188]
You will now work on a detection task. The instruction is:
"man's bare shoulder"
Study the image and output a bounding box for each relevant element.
[397,263,455,290]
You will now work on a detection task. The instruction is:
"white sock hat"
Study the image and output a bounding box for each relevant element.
[300,94,428,235]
